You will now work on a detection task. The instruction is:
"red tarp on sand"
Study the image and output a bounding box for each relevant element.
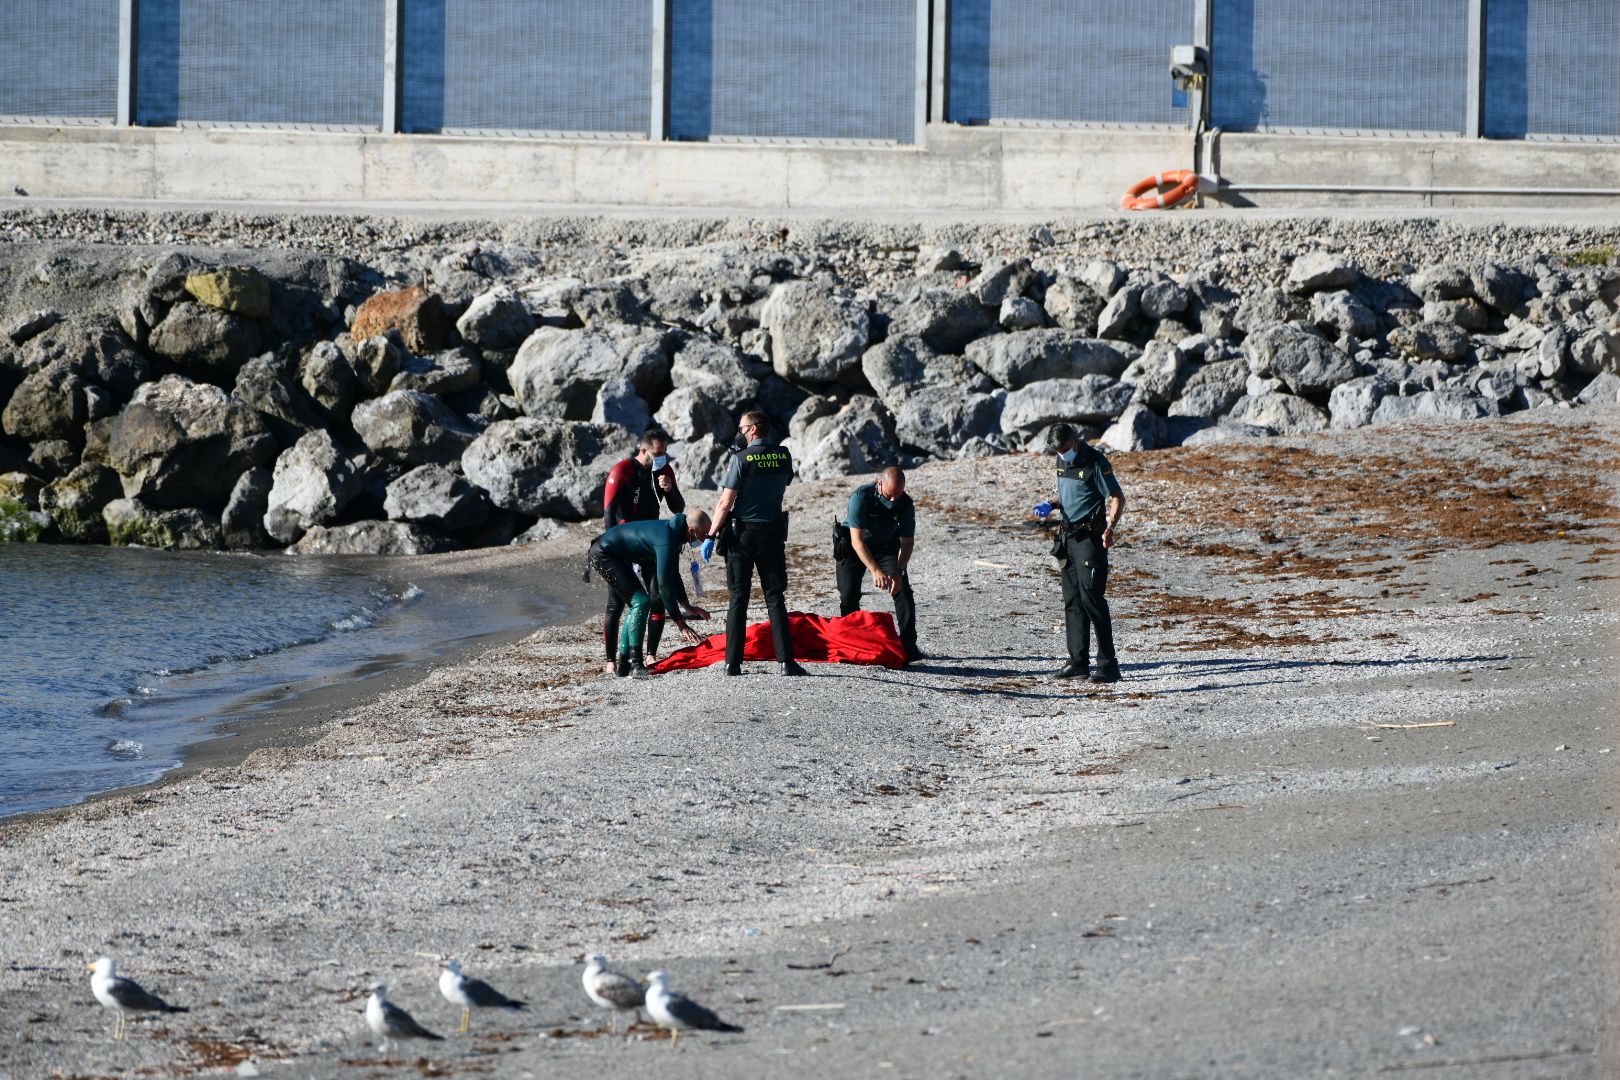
[650,610,907,672]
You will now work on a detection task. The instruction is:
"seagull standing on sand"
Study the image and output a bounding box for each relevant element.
[365,982,443,1054]
[644,970,743,1048]
[86,957,189,1040]
[582,953,646,1032]
[437,960,527,1033]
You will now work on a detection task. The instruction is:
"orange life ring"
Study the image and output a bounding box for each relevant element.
[1122,170,1198,211]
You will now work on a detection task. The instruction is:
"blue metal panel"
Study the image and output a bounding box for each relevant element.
[947,0,1190,127]
[1211,0,1469,134]
[402,0,651,135]
[670,0,917,143]
[135,0,384,128]
[1485,0,1620,140]
[0,0,119,121]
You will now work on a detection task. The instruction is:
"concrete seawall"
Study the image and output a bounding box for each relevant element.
[5,124,1619,212]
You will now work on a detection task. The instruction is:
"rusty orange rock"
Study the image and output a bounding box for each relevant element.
[350,287,447,355]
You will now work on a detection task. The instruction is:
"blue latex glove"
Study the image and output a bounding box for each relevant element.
[1033,501,1054,519]
[700,537,716,563]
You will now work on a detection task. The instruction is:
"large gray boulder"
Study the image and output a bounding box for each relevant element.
[221,466,273,549]
[1311,290,1379,340]
[351,390,479,466]
[1100,403,1168,452]
[1470,264,1531,313]
[1328,376,1392,430]
[39,462,122,543]
[107,375,276,510]
[263,430,361,544]
[796,396,901,481]
[1079,260,1125,299]
[669,335,761,409]
[351,333,405,396]
[147,301,263,380]
[1389,320,1473,362]
[1138,279,1190,321]
[103,497,221,550]
[1570,329,1620,377]
[966,330,1130,390]
[383,463,490,530]
[761,281,870,383]
[1246,324,1361,396]
[894,386,1003,458]
[1228,391,1330,434]
[1576,371,1620,406]
[1095,286,1141,339]
[1121,341,1196,408]
[1000,296,1046,331]
[1167,359,1248,418]
[1287,252,1358,293]
[17,320,150,400]
[1372,389,1497,425]
[2,359,87,442]
[234,354,323,446]
[1000,376,1134,433]
[456,286,535,349]
[886,288,996,355]
[592,376,652,434]
[1042,277,1106,333]
[968,260,1035,307]
[1233,288,1307,334]
[508,326,669,420]
[654,386,731,442]
[289,520,451,556]
[388,348,483,396]
[461,418,631,521]
[299,340,361,417]
[667,432,731,491]
[861,335,990,413]
[1410,264,1474,303]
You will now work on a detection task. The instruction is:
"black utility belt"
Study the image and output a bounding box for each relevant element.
[1061,513,1106,538]
[736,519,779,530]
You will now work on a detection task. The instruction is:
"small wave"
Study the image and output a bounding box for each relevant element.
[330,609,376,633]
[399,584,425,603]
[106,739,144,760]
[97,697,134,717]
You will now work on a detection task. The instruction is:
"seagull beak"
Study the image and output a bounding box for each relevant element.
[84,962,94,973]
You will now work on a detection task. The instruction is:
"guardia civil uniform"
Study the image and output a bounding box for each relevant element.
[1053,441,1123,676]
[717,437,798,670]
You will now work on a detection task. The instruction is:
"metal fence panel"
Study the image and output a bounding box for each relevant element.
[947,0,1189,127]
[0,0,119,123]
[1484,0,1620,141]
[402,0,651,135]
[1211,0,1469,135]
[670,0,917,143]
[135,0,383,128]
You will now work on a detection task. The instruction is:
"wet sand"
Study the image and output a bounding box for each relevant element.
[1,407,1616,1080]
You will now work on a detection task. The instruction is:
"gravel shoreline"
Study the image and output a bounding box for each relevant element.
[2,404,1615,1078]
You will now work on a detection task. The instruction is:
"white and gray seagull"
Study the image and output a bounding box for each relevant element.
[437,960,527,1033]
[581,953,646,1032]
[644,970,743,1049]
[365,982,444,1054]
[86,956,189,1040]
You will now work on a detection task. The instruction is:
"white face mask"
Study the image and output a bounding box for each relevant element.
[1058,448,1077,465]
[651,454,670,471]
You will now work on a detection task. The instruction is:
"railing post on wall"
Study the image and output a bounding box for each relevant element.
[1192,0,1212,132]
[1465,0,1485,138]
[928,0,949,125]
[650,0,672,141]
[914,0,931,141]
[382,0,404,133]
[116,0,138,126]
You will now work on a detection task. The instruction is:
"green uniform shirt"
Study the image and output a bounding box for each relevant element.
[719,438,793,522]
[1057,442,1122,522]
[599,513,688,613]
[844,483,915,552]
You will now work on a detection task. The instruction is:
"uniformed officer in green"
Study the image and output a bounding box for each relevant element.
[1036,422,1126,682]
[709,410,806,677]
[588,511,711,677]
[836,466,921,663]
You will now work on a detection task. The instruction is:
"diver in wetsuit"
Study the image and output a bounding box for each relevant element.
[588,511,712,678]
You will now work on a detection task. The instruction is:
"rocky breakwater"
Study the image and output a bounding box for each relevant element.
[1,236,1618,553]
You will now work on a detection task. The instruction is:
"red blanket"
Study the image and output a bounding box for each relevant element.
[651,610,907,672]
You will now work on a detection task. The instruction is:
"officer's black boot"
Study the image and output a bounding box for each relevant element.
[1089,661,1121,684]
[614,651,632,678]
[1055,660,1089,679]
[780,660,808,676]
[724,661,742,676]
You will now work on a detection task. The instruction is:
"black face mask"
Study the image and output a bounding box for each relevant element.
[731,433,749,452]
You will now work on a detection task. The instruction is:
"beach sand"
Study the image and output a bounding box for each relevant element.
[2,406,1617,1079]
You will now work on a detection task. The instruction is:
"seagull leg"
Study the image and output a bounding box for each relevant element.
[670,1027,679,1050]
[461,1007,471,1033]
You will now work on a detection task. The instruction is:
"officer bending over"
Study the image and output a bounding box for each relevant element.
[835,467,922,664]
[600,426,687,663]
[1040,423,1126,682]
[709,410,806,677]
[589,511,711,678]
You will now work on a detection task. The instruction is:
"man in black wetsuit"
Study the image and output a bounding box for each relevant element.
[835,466,921,664]
[1039,423,1126,683]
[589,511,711,678]
[600,427,687,664]
[709,410,805,677]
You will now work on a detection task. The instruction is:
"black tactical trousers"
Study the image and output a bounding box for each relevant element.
[835,551,916,653]
[1059,531,1115,668]
[725,521,794,666]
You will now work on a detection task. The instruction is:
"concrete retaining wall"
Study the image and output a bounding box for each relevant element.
[3,123,1618,211]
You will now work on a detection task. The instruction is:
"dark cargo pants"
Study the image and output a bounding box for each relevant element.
[724,520,795,667]
[1059,531,1115,668]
